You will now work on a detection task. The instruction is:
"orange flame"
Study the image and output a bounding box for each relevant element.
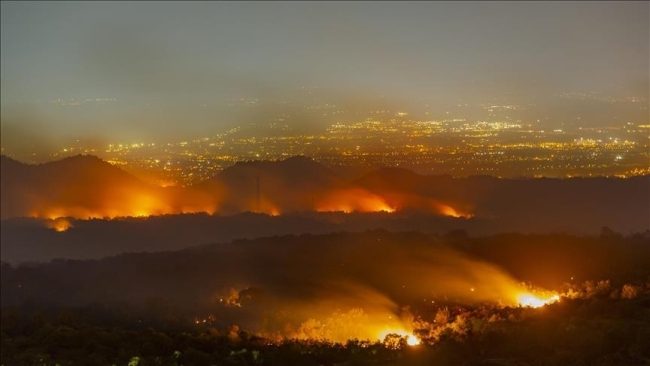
[28,187,219,220]
[46,218,73,232]
[516,292,560,308]
[378,329,421,346]
[22,182,478,220]
[315,189,395,213]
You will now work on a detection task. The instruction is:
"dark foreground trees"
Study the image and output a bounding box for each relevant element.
[2,291,649,366]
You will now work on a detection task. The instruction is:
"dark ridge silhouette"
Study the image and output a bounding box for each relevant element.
[356,170,500,205]
[355,168,650,231]
[0,212,474,263]
[2,230,648,317]
[0,154,26,172]
[194,156,380,214]
[1,155,32,219]
[355,167,432,191]
[204,155,344,188]
[36,154,150,194]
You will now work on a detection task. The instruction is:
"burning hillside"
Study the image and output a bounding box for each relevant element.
[1,155,470,220]
[2,230,649,365]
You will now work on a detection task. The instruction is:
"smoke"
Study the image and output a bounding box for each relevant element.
[202,231,532,341]
[0,102,113,161]
[1,3,419,151]
[1,106,60,158]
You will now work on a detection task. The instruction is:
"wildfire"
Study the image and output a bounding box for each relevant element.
[377,193,472,217]
[378,329,420,346]
[130,193,170,217]
[179,205,217,215]
[439,204,470,218]
[28,190,218,220]
[20,186,483,220]
[406,335,421,346]
[315,189,395,213]
[516,292,560,308]
[427,199,473,218]
[47,217,73,232]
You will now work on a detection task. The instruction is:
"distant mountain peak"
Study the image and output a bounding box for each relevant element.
[1,154,24,165]
[219,155,333,177]
[57,154,105,164]
[356,167,423,185]
[282,155,313,163]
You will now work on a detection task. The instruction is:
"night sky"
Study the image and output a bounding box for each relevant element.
[1,1,648,150]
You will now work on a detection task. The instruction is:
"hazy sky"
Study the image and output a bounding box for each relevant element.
[1,1,648,151]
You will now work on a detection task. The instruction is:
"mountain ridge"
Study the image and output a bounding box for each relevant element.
[1,154,648,234]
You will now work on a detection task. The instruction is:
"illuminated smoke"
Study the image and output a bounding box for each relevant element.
[200,234,563,345]
[315,189,395,213]
[45,217,73,232]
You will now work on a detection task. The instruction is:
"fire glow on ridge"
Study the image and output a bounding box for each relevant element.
[517,292,561,308]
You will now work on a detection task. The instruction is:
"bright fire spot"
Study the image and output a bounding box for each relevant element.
[379,205,396,213]
[517,293,560,308]
[406,335,421,346]
[47,218,72,232]
[437,203,473,218]
[440,205,462,217]
[31,203,216,221]
[156,180,177,188]
[316,189,395,213]
[378,329,420,346]
[131,194,167,217]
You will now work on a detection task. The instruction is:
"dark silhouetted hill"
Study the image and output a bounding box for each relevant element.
[356,169,650,233]
[194,155,377,214]
[2,230,648,317]
[0,154,165,219]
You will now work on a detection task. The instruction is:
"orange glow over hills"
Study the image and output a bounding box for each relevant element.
[29,189,218,220]
[27,188,472,220]
[46,217,73,232]
[3,155,472,220]
[377,329,421,346]
[315,189,396,213]
[438,203,471,218]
